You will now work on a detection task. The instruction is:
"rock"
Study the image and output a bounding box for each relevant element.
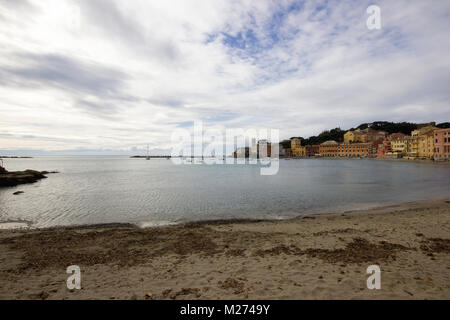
[39,291,49,300]
[41,171,59,174]
[13,191,24,195]
[145,292,153,300]
[0,169,54,187]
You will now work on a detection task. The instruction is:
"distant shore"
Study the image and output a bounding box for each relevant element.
[0,197,448,299]
[0,156,33,158]
[283,156,450,164]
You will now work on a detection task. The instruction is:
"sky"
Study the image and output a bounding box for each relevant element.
[0,0,449,155]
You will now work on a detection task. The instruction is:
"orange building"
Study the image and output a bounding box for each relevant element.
[319,140,339,156]
[337,143,372,157]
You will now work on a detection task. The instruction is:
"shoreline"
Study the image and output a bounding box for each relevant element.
[0,198,447,232]
[0,197,449,299]
[283,156,450,164]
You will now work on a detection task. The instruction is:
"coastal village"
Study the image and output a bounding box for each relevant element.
[234,122,450,161]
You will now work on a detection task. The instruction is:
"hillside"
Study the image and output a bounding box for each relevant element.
[282,121,449,147]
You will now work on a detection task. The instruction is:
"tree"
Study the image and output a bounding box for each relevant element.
[280,139,291,149]
[437,122,450,129]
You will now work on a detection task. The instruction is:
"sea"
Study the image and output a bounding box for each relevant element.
[0,156,449,229]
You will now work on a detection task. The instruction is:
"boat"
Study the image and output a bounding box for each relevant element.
[146,144,150,160]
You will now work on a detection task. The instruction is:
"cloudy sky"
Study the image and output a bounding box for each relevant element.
[0,0,449,154]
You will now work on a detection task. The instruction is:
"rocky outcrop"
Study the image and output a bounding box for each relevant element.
[0,169,49,187]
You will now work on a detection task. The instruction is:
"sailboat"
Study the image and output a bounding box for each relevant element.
[146,144,150,160]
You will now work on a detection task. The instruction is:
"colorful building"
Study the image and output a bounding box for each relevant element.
[305,145,320,157]
[390,136,410,155]
[337,143,372,157]
[279,147,292,157]
[344,128,386,144]
[409,126,436,159]
[319,140,339,156]
[434,128,450,161]
[377,133,408,158]
[291,138,306,157]
[418,130,435,159]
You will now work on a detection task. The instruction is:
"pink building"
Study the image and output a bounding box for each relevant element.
[434,128,450,161]
[376,133,407,158]
[377,138,390,158]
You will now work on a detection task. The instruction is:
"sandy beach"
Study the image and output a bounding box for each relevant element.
[0,198,449,300]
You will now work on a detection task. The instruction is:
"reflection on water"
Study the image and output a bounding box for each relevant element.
[0,156,449,229]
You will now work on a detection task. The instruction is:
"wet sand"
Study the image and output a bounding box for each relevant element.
[0,198,449,300]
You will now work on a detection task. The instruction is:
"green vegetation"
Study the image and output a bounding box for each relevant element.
[437,122,450,129]
[290,127,345,146]
[352,121,418,135]
[286,121,447,146]
[280,139,291,149]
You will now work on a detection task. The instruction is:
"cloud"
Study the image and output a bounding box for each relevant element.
[0,0,449,153]
[2,53,127,97]
[77,0,180,63]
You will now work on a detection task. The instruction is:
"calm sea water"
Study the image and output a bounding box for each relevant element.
[0,156,449,229]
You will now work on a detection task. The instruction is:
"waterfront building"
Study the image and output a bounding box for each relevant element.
[418,129,435,159]
[337,143,372,157]
[247,139,272,158]
[371,137,385,157]
[233,147,250,158]
[305,145,320,157]
[377,133,408,158]
[280,147,292,157]
[291,138,306,157]
[377,138,391,158]
[410,126,436,159]
[434,128,450,161]
[319,140,339,156]
[391,136,411,155]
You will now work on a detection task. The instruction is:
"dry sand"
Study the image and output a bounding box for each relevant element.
[0,198,449,300]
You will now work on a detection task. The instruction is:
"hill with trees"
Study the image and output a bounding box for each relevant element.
[281,121,449,147]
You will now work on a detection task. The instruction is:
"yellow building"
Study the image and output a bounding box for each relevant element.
[344,130,364,143]
[418,130,435,159]
[410,126,436,159]
[391,137,410,154]
[410,131,419,157]
[344,128,386,144]
[291,138,306,157]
